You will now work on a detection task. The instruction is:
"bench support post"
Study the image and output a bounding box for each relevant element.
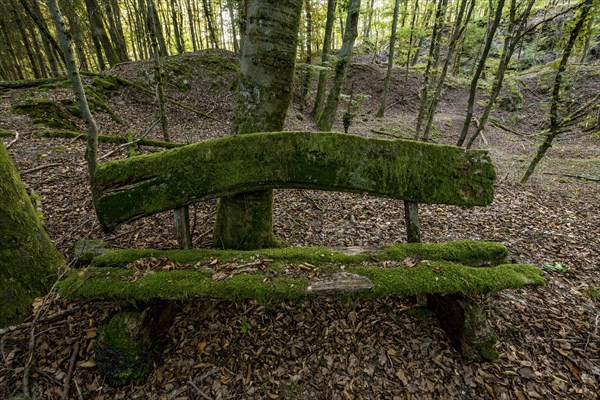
[427,294,499,361]
[95,301,178,386]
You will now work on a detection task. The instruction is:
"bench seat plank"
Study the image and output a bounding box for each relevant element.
[59,262,544,303]
[93,131,496,229]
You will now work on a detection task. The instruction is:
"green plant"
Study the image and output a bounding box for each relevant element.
[240,315,251,333]
[589,286,600,303]
[541,262,569,273]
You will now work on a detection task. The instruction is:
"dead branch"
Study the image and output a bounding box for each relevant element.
[60,341,80,400]
[6,130,19,149]
[0,307,80,337]
[21,163,61,175]
[542,172,599,182]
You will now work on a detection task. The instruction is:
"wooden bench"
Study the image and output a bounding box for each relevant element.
[59,132,545,385]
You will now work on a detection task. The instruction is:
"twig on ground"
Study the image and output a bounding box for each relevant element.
[60,341,80,400]
[0,307,80,336]
[188,377,213,400]
[21,163,61,175]
[6,130,19,149]
[543,172,599,182]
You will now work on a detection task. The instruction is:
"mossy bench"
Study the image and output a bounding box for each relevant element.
[60,132,545,385]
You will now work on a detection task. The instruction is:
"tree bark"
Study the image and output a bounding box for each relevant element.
[456,0,506,146]
[311,0,337,118]
[521,0,593,184]
[376,0,401,117]
[46,0,99,185]
[212,0,303,250]
[316,0,361,131]
[0,142,63,328]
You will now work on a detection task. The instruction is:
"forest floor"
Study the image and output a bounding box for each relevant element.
[0,50,599,399]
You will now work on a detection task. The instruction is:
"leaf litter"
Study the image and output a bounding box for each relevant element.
[0,51,598,399]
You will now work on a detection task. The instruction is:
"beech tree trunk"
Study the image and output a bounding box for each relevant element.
[212,0,303,250]
[0,142,63,328]
[311,0,337,118]
[376,0,401,117]
[316,0,360,131]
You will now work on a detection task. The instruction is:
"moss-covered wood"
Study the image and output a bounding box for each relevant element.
[0,143,63,327]
[12,98,77,130]
[427,294,500,361]
[95,302,177,386]
[93,131,496,230]
[88,240,509,268]
[59,261,543,303]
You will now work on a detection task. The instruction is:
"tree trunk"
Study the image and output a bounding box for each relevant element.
[363,0,375,39]
[422,0,474,140]
[465,0,536,149]
[300,0,314,111]
[170,0,185,54]
[84,0,120,67]
[213,0,303,250]
[186,0,198,51]
[0,142,63,328]
[105,0,129,61]
[311,0,337,118]
[415,0,448,138]
[202,0,219,49]
[521,0,593,184]
[456,0,505,146]
[376,0,401,117]
[226,0,240,53]
[316,0,360,131]
[46,0,99,185]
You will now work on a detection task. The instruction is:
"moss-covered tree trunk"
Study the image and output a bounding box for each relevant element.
[0,142,63,328]
[213,0,303,250]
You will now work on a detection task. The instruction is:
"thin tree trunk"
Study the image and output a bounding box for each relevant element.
[376,0,401,117]
[311,0,337,118]
[7,0,40,78]
[19,0,64,75]
[521,0,593,183]
[300,0,314,111]
[316,0,360,131]
[227,0,239,53]
[213,0,303,250]
[456,0,506,146]
[105,0,129,61]
[46,0,98,184]
[170,0,185,53]
[402,0,419,103]
[202,0,219,49]
[466,0,536,149]
[84,0,120,67]
[415,0,448,138]
[422,0,474,140]
[185,0,197,52]
[364,0,375,39]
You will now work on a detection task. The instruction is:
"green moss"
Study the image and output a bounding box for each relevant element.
[59,261,544,303]
[0,143,63,327]
[92,75,120,91]
[93,131,496,229]
[60,268,307,303]
[349,263,544,298]
[90,240,508,269]
[12,98,77,130]
[95,311,151,386]
[0,130,15,138]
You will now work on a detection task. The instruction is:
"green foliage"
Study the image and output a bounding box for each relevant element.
[589,286,600,302]
[541,262,569,273]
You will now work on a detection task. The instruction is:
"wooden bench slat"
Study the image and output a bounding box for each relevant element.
[93,131,496,230]
[59,262,544,303]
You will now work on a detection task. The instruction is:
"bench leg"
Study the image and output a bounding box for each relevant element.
[427,294,499,361]
[95,301,178,386]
